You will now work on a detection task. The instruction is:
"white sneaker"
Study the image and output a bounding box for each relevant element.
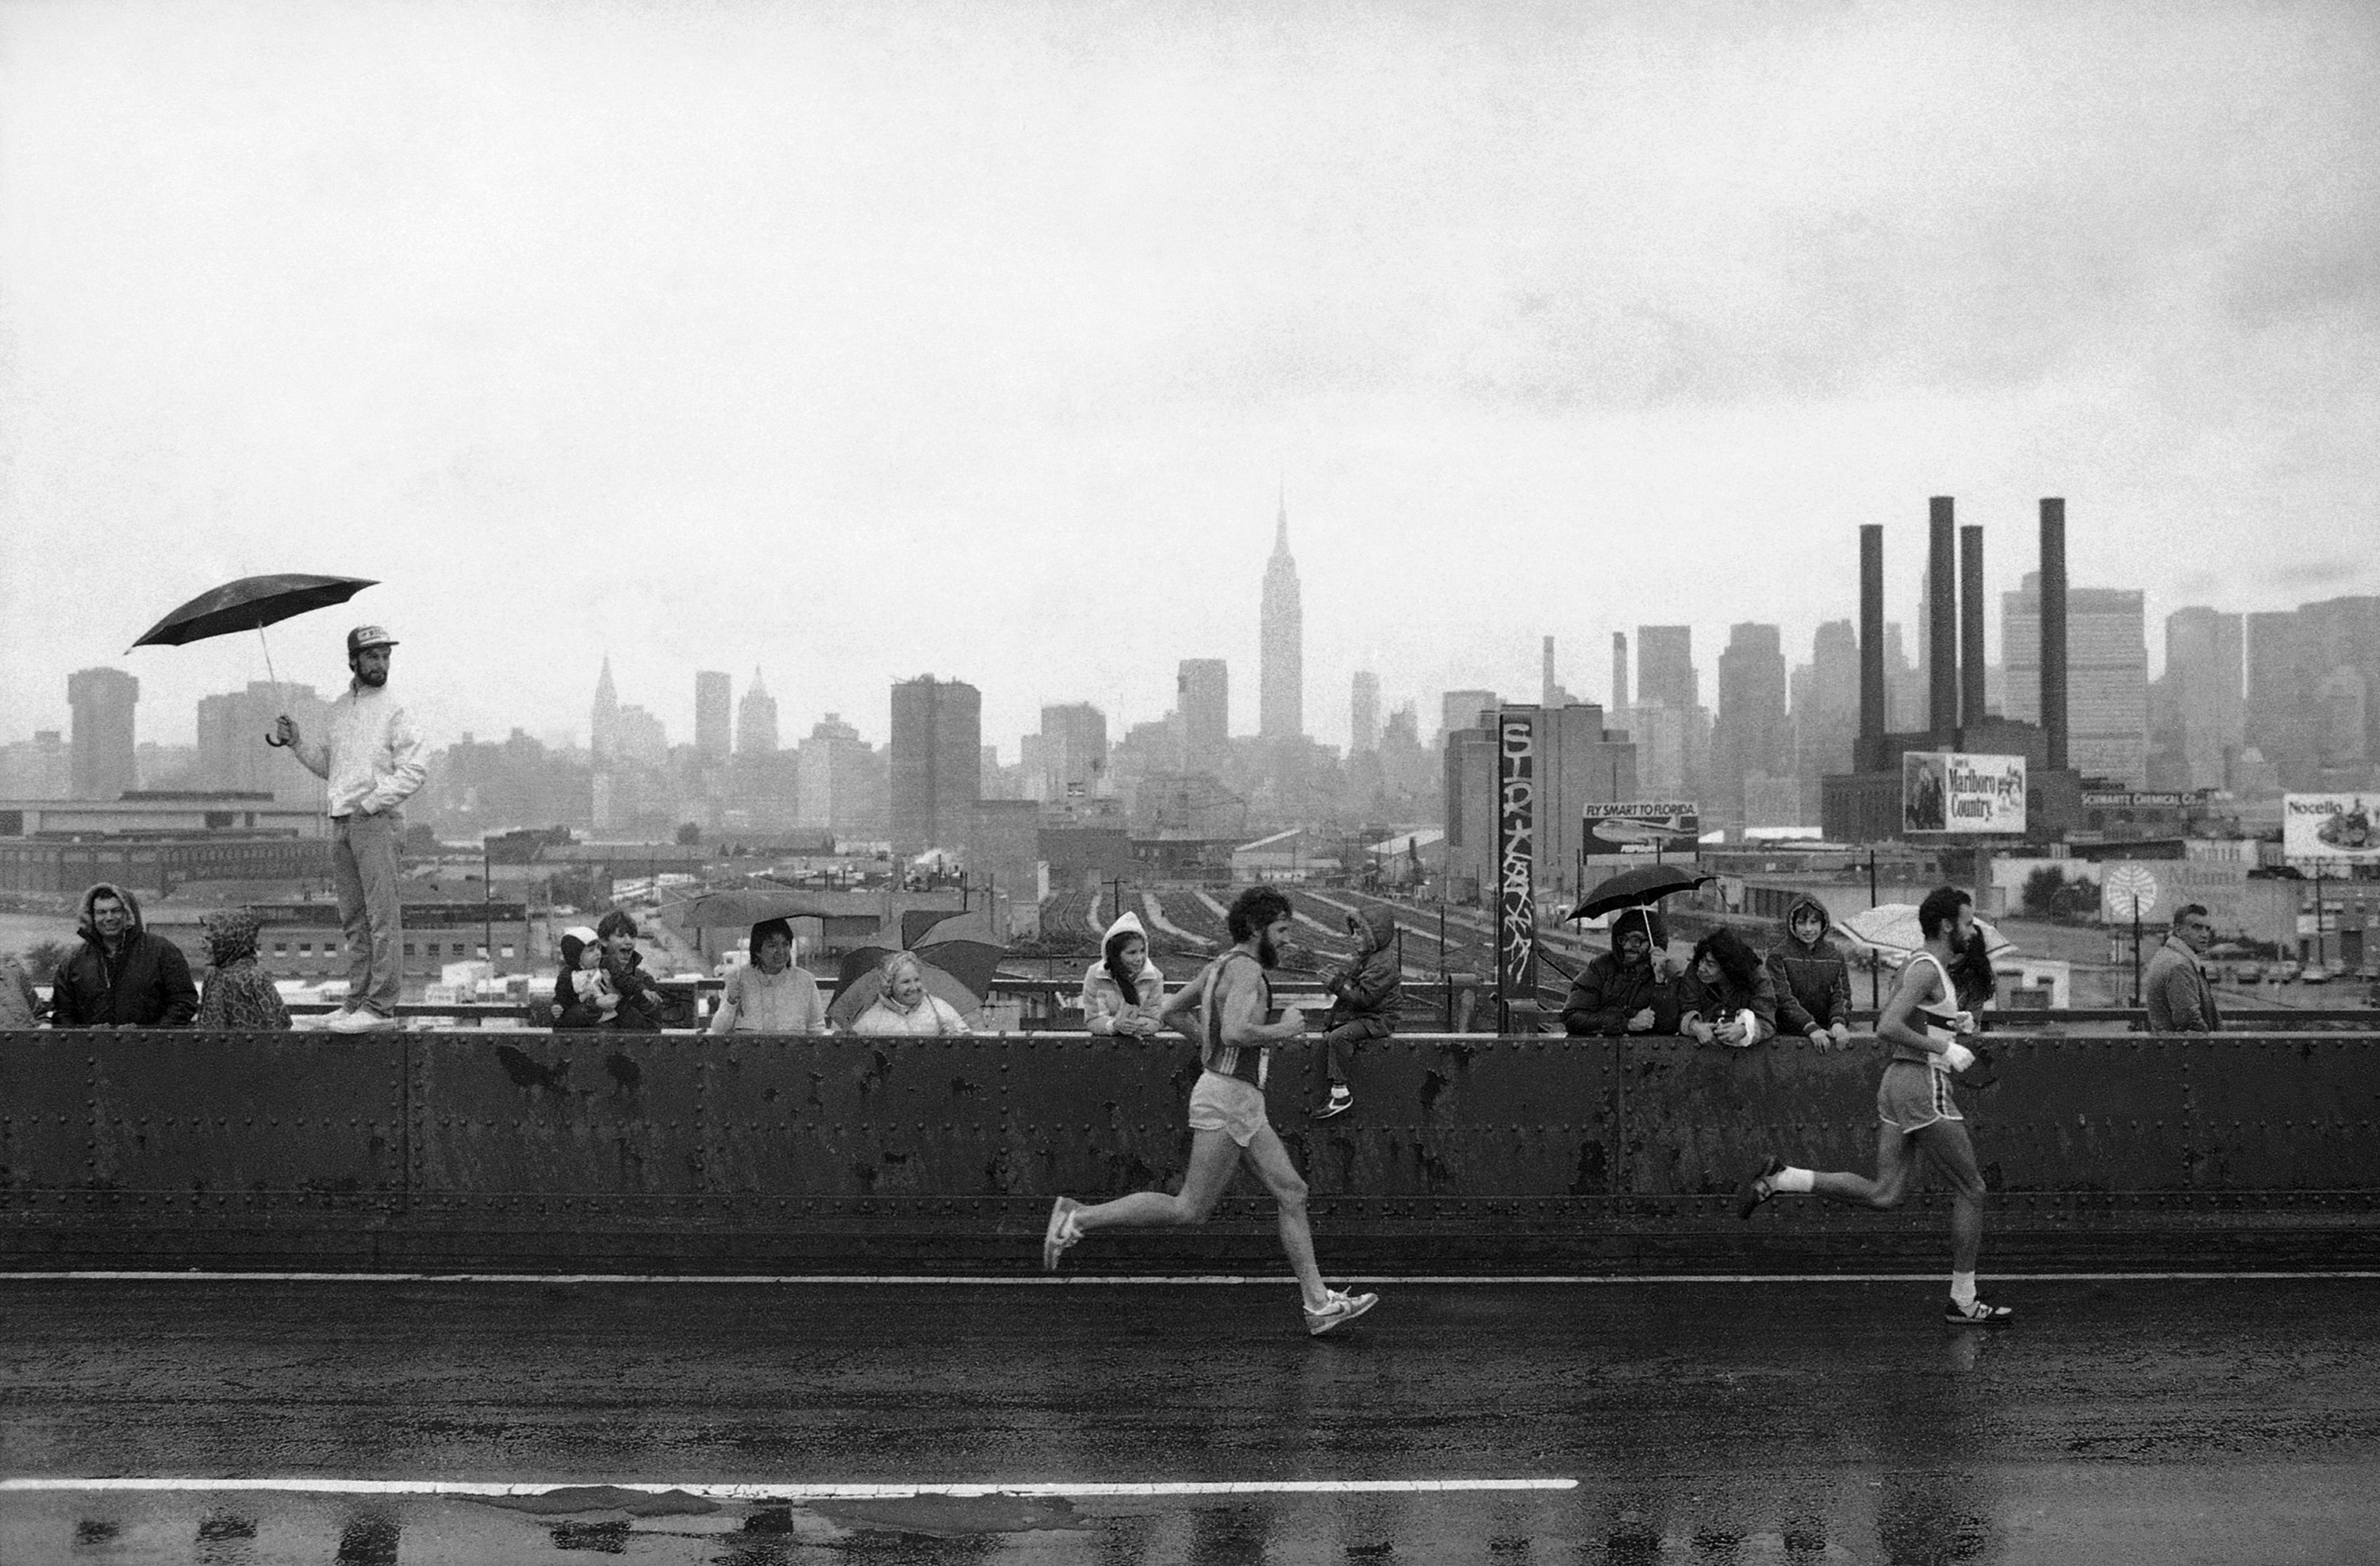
[1303,1288,1379,1337]
[1042,1197,1083,1271]
[325,1006,396,1032]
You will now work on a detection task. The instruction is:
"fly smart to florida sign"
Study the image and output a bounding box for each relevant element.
[1901,751,2027,835]
[2282,793,2380,868]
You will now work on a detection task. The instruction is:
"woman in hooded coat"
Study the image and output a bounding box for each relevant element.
[1081,911,1165,1037]
[194,909,291,1031]
[847,951,974,1036]
[1676,927,1779,1047]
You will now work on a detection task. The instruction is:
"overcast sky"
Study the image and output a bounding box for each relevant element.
[3,1,2375,757]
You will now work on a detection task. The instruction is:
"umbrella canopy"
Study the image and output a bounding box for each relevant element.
[825,908,1008,1027]
[128,574,378,651]
[1570,864,1714,923]
[1840,904,2015,961]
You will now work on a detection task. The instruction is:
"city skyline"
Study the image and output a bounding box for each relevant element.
[5,7,2375,758]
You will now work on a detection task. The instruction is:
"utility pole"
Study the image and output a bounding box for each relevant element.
[482,840,494,973]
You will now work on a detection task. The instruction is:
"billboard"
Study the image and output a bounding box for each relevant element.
[1495,710,1538,1002]
[1901,751,2027,835]
[1582,800,1702,855]
[2283,793,2380,868]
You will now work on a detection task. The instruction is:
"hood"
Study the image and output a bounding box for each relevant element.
[202,908,263,967]
[75,882,146,944]
[558,925,600,972]
[1779,896,1833,950]
[1101,910,1146,948]
[1606,906,1668,961]
[1345,904,1397,954]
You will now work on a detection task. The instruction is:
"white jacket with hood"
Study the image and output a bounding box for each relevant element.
[1081,910,1165,1035]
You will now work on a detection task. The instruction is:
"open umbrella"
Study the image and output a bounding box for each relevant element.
[1569,864,1714,923]
[1840,904,2015,962]
[129,574,378,746]
[827,908,1008,1027]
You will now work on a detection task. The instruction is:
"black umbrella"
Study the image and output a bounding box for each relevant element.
[129,574,378,746]
[1569,864,1714,923]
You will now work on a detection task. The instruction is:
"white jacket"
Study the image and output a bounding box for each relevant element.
[848,992,973,1036]
[295,681,428,818]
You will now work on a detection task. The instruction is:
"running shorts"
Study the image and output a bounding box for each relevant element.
[1186,1069,1272,1147]
[1876,1059,1964,1132]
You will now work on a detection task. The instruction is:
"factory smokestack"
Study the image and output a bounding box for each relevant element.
[1610,632,1629,714]
[1960,523,1986,735]
[2040,497,2068,773]
[1859,524,1885,770]
[1929,497,1957,739]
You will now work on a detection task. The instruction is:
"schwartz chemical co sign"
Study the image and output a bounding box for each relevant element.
[1902,751,2027,835]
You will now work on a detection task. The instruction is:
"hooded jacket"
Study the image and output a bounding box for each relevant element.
[48,884,199,1027]
[1674,941,1780,1045]
[1766,896,1854,1036]
[1561,907,1678,1037]
[1081,911,1166,1035]
[1322,904,1400,1025]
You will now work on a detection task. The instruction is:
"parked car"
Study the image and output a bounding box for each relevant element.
[2228,961,2263,985]
[2301,965,2332,985]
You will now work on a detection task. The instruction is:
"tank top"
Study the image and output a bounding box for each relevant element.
[1890,950,1962,1066]
[1200,950,1272,1088]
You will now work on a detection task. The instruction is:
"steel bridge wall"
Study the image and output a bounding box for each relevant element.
[2,1031,2374,1273]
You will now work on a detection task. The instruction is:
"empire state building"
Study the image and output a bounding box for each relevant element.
[1259,490,1303,741]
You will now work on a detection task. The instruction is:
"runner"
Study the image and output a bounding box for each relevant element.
[1042,885,1379,1338]
[1737,885,2014,1326]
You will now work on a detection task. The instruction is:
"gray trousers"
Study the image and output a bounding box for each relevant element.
[332,813,404,1015]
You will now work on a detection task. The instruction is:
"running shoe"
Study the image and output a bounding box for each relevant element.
[1311,1085,1353,1120]
[1737,1155,1785,1221]
[1944,1297,2015,1326]
[1041,1196,1083,1272]
[1303,1288,1379,1337]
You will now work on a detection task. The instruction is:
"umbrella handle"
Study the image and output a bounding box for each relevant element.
[257,624,289,746]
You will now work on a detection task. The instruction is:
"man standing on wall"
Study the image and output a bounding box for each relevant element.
[276,626,428,1032]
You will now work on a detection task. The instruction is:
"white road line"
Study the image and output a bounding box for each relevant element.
[4,1271,2374,1284]
[0,1477,1578,1499]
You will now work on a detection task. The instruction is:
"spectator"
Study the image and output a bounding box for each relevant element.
[2144,904,2221,1034]
[848,951,973,1036]
[276,626,428,1031]
[1948,925,1998,1015]
[593,910,668,1031]
[710,918,827,1034]
[0,953,40,1028]
[1767,897,1854,1050]
[1676,927,1779,1048]
[1562,908,1677,1037]
[193,909,291,1031]
[1309,904,1399,1120]
[1081,912,1165,1038]
[48,883,198,1027]
[551,925,617,1029]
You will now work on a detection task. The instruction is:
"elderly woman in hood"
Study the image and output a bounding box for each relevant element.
[1081,912,1165,1037]
[848,951,974,1036]
[194,909,291,1031]
[1561,907,1677,1037]
[1767,896,1855,1050]
[1676,927,1780,1048]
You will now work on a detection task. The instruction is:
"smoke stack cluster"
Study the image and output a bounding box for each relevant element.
[2040,497,2068,773]
[1858,524,1885,769]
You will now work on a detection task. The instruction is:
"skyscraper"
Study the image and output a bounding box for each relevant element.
[1350,671,1380,754]
[67,667,139,802]
[1037,703,1109,801]
[1635,626,1697,711]
[197,681,329,804]
[2159,608,2242,790]
[1794,620,1860,804]
[695,670,733,762]
[1712,623,1790,820]
[1610,633,1630,712]
[591,656,620,761]
[1178,658,1229,762]
[797,713,885,837]
[1540,636,1576,707]
[1441,689,1499,743]
[1259,491,1303,741]
[2003,572,2148,786]
[736,668,779,755]
[890,676,982,854]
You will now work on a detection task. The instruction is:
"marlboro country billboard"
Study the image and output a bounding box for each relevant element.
[1902,751,2027,835]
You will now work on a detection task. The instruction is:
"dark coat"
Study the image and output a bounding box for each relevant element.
[50,886,198,1027]
[1561,908,1676,1036]
[1674,964,1781,1042]
[1766,897,1854,1035]
[1323,904,1401,1026]
[558,946,669,1031]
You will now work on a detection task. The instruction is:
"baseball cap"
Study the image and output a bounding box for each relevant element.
[347,625,400,656]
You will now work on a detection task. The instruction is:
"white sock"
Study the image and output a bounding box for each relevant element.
[1772,1166,1815,1194]
[1951,1271,1977,1307]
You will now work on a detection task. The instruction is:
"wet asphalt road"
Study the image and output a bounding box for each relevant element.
[3,1276,2377,1563]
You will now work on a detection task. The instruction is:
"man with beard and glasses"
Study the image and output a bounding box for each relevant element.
[276,626,428,1032]
[1042,885,1379,1337]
